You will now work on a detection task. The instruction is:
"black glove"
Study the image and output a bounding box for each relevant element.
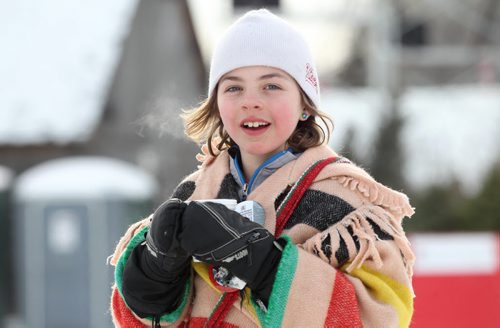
[121,198,191,317]
[144,198,191,281]
[179,201,283,293]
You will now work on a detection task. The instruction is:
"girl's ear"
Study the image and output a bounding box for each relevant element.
[300,110,310,121]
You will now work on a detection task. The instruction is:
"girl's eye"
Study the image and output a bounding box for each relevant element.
[225,86,242,93]
[265,84,281,90]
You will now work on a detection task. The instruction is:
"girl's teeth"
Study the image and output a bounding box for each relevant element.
[244,122,268,128]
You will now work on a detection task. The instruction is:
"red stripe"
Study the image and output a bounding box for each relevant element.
[205,292,239,328]
[112,287,188,327]
[324,271,363,327]
[275,157,336,237]
[111,287,147,328]
[188,317,238,328]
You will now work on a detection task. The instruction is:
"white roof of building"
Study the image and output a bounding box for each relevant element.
[14,157,158,201]
[0,0,138,145]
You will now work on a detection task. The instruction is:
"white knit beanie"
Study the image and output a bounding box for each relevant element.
[208,9,320,108]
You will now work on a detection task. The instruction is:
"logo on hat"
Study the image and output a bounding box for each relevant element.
[305,63,318,94]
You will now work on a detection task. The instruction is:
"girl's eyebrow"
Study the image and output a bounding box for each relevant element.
[259,73,289,81]
[220,73,290,83]
[219,76,243,83]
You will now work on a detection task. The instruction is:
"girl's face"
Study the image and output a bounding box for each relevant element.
[217,66,305,162]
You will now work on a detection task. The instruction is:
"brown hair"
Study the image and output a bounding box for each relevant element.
[182,87,333,156]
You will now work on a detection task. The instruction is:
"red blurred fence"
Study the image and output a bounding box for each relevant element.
[409,233,500,327]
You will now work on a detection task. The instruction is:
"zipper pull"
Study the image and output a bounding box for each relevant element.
[242,183,248,201]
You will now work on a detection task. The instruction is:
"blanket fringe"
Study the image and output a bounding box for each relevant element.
[336,176,415,219]
[337,205,414,279]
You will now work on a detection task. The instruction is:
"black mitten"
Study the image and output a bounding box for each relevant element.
[121,199,191,317]
[144,198,191,281]
[180,201,282,292]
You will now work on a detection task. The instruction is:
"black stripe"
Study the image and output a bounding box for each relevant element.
[346,225,360,251]
[283,190,355,231]
[335,233,350,266]
[217,174,241,200]
[366,218,393,240]
[274,184,292,210]
[312,244,321,257]
[320,233,332,264]
[171,181,195,201]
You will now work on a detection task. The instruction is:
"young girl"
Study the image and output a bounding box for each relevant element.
[109,9,415,328]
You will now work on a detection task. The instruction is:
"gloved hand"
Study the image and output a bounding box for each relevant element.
[179,201,283,292]
[144,198,191,281]
[121,198,192,317]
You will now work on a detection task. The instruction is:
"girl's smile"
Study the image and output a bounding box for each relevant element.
[240,116,271,136]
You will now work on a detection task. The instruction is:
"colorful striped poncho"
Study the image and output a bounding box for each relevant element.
[109,144,415,327]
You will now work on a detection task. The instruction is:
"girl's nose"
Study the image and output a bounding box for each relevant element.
[241,91,263,110]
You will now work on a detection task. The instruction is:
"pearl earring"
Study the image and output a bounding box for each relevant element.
[301,112,309,120]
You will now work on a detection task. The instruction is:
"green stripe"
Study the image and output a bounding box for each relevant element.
[252,236,298,327]
[206,292,227,323]
[114,225,190,323]
[114,226,150,296]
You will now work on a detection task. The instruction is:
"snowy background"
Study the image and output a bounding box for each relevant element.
[324,86,500,194]
[0,0,139,144]
[2,0,499,195]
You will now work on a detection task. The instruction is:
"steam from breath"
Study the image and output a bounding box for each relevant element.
[135,93,192,141]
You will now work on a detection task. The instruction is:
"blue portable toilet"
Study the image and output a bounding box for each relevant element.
[0,165,14,327]
[13,157,158,328]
